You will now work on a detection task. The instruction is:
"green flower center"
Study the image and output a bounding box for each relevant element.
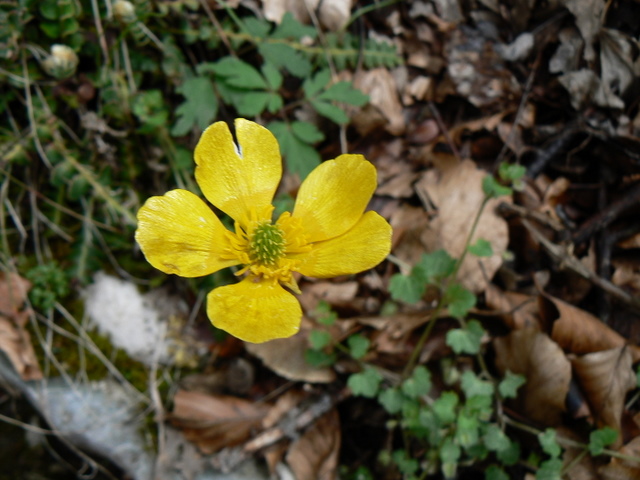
[249,221,286,265]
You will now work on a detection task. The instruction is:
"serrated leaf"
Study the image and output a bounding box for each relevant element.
[483,424,511,452]
[413,249,456,284]
[388,273,426,304]
[313,300,337,326]
[468,238,493,257]
[267,121,320,178]
[271,12,317,40]
[266,93,283,113]
[482,175,512,198]
[318,81,369,106]
[310,99,349,124]
[291,121,324,143]
[171,76,218,136]
[536,458,563,480]
[212,57,267,89]
[401,366,431,399]
[378,387,404,414]
[309,329,332,350]
[445,283,476,319]
[497,439,520,465]
[392,450,419,476]
[446,319,485,355]
[461,370,494,399]
[240,15,271,38]
[235,91,271,116]
[304,348,336,367]
[261,62,283,90]
[433,391,459,424]
[348,368,383,398]
[589,427,618,456]
[347,334,370,359]
[303,69,330,98]
[538,428,561,458]
[498,371,526,399]
[258,42,311,77]
[498,162,526,182]
[485,465,509,480]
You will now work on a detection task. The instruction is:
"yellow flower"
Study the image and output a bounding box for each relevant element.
[135,119,392,343]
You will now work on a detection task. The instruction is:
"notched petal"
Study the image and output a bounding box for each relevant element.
[194,119,282,225]
[135,189,238,277]
[207,276,302,343]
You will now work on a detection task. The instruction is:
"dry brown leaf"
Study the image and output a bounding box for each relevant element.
[286,409,341,480]
[358,312,430,357]
[493,328,571,426]
[484,284,540,330]
[415,159,510,293]
[388,204,432,270]
[571,347,636,447]
[246,327,336,383]
[539,292,640,362]
[170,390,269,454]
[298,281,359,314]
[352,68,405,136]
[0,272,41,380]
[598,435,640,480]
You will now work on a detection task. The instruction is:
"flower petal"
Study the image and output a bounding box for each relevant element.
[295,211,392,278]
[194,119,282,224]
[292,154,377,242]
[207,277,301,343]
[135,189,239,277]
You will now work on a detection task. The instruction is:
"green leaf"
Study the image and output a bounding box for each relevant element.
[468,238,493,257]
[235,91,272,116]
[313,301,337,326]
[348,368,383,398]
[432,391,459,424]
[391,450,419,476]
[267,121,321,178]
[240,15,271,38]
[482,175,512,198]
[291,121,324,143]
[536,458,563,480]
[483,424,510,453]
[401,366,431,399]
[310,99,349,124]
[258,42,311,77]
[461,370,494,398]
[347,334,370,359]
[171,76,218,136]
[271,12,317,40]
[440,437,461,478]
[413,249,456,284]
[497,439,520,465]
[261,62,283,90]
[538,428,561,458]
[303,69,330,98]
[212,57,267,89]
[446,319,485,355]
[589,427,618,456]
[444,283,476,319]
[455,412,480,448]
[485,465,509,480]
[304,348,336,367]
[498,162,526,182]
[388,273,425,304]
[498,371,526,399]
[318,81,369,106]
[309,329,332,350]
[378,388,404,414]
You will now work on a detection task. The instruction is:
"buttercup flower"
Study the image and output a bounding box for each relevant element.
[135,119,392,343]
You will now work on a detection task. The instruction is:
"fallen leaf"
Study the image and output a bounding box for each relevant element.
[170,390,269,454]
[246,326,336,383]
[539,292,640,361]
[493,328,571,426]
[571,347,636,447]
[0,272,41,380]
[598,435,640,480]
[298,281,359,314]
[352,68,405,135]
[484,284,540,330]
[415,159,510,293]
[286,409,341,480]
